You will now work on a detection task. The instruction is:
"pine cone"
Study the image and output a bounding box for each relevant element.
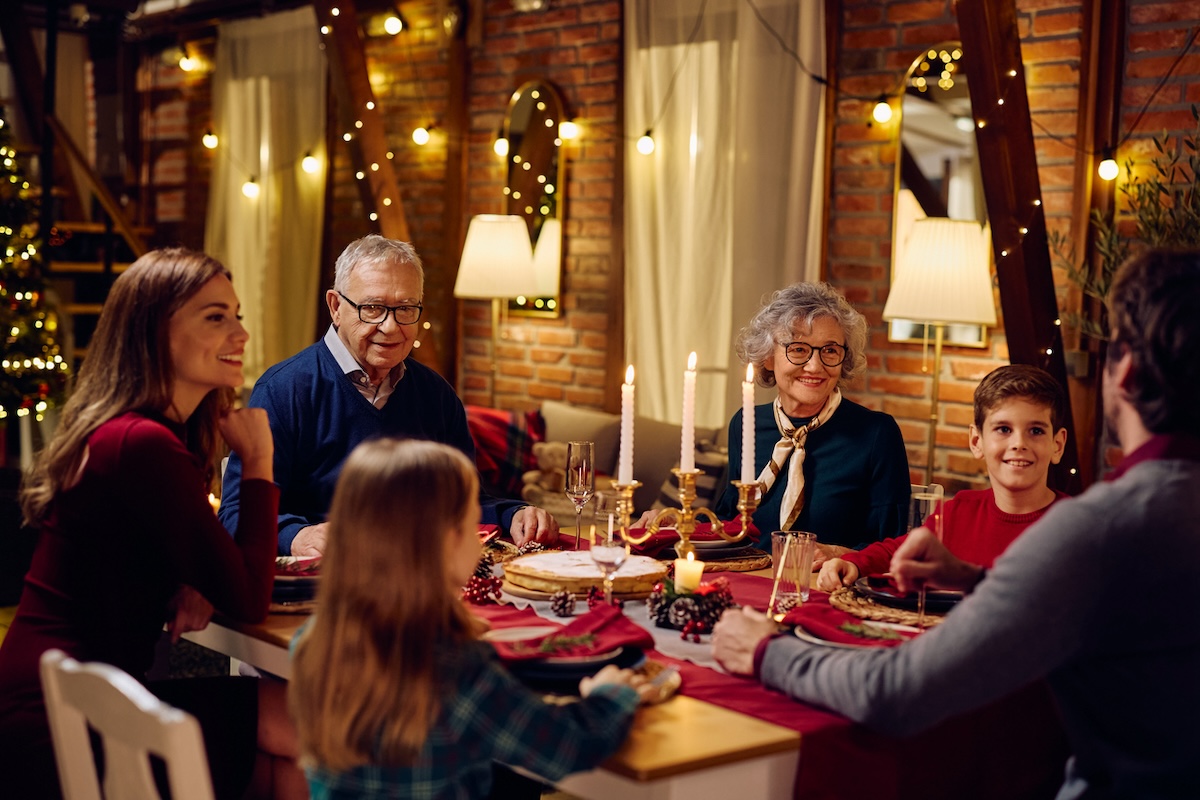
[473,552,496,579]
[516,541,547,557]
[646,587,667,620]
[667,597,699,629]
[550,590,577,617]
[773,595,798,615]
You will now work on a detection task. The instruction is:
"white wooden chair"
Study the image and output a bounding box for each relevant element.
[39,648,215,800]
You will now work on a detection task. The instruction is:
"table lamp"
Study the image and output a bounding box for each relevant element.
[882,217,996,483]
[531,217,562,298]
[454,214,537,406]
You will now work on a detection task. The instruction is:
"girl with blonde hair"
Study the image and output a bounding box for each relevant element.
[290,437,648,798]
[0,248,303,798]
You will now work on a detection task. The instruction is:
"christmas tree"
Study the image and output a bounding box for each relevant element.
[0,107,71,423]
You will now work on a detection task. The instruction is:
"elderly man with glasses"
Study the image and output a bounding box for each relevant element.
[712,282,910,562]
[219,235,558,556]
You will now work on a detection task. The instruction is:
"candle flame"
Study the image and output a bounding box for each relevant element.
[745,363,754,383]
[625,364,635,384]
[687,551,695,562]
[687,351,697,371]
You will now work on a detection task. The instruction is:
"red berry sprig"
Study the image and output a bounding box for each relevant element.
[462,575,503,604]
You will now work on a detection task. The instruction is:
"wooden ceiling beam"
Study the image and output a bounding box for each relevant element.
[956,0,1083,494]
[311,0,411,243]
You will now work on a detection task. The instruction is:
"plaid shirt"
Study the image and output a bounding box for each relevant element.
[305,640,639,799]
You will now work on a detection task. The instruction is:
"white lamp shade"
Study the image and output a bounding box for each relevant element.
[531,218,562,296]
[883,217,997,326]
[453,214,538,299]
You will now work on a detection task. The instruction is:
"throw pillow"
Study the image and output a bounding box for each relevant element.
[650,446,729,513]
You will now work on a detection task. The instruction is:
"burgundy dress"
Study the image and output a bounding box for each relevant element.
[0,411,278,798]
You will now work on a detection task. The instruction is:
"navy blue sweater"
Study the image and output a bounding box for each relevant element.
[219,341,521,554]
[714,398,910,550]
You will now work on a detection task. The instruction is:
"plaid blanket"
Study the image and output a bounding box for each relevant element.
[466,405,544,499]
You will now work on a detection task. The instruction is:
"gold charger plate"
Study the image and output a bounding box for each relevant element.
[828,586,944,627]
[694,547,771,573]
[501,580,652,602]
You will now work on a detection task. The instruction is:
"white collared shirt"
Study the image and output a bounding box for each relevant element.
[322,325,406,409]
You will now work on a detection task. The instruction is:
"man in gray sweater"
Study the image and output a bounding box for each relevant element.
[712,248,1200,799]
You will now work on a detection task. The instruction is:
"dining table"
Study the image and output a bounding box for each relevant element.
[184,536,1069,800]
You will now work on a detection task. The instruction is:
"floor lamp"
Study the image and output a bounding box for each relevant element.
[882,217,996,483]
[454,214,537,407]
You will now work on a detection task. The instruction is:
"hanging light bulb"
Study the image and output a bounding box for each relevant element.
[202,130,218,149]
[302,153,320,174]
[493,136,509,157]
[1098,148,1119,181]
[412,126,431,146]
[242,177,260,198]
[383,10,405,35]
[636,129,655,155]
[558,119,580,140]
[872,96,893,124]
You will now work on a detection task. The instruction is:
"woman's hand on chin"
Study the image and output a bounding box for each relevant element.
[220,408,274,480]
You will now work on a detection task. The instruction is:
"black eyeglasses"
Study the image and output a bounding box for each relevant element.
[337,291,422,325]
[783,342,848,367]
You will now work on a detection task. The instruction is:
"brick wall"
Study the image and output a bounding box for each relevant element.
[136,41,214,250]
[132,1,1200,490]
[830,0,1088,492]
[460,0,622,413]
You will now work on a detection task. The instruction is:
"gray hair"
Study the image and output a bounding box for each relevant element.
[333,235,424,292]
[735,282,869,389]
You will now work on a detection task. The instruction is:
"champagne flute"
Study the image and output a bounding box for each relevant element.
[565,441,595,550]
[591,512,629,605]
[909,483,945,628]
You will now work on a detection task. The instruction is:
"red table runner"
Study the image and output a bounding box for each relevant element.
[474,571,1068,800]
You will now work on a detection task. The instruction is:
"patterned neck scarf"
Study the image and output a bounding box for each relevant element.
[756,389,842,529]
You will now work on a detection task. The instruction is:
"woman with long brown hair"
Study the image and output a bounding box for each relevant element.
[0,248,302,798]
[290,438,648,798]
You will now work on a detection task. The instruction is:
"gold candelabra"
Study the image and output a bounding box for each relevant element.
[610,471,760,559]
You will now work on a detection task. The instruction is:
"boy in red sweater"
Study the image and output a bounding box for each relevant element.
[817,364,1068,591]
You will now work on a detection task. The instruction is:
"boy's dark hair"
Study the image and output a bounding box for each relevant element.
[1108,249,1200,436]
[973,364,1067,431]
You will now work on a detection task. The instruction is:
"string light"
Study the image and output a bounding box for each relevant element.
[202,130,218,149]
[636,130,655,155]
[384,13,404,35]
[559,120,579,139]
[872,96,893,124]
[1098,147,1119,181]
[493,136,509,157]
[241,177,260,198]
[302,153,320,173]
[412,126,431,146]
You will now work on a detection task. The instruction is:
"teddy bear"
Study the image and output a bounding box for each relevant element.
[520,441,568,503]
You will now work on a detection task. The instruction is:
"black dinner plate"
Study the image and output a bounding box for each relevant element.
[854,577,963,614]
[507,647,645,694]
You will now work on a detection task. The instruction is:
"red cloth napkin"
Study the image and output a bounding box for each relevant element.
[489,604,654,662]
[627,520,758,557]
[781,602,917,648]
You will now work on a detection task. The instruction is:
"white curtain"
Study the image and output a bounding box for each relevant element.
[205,7,326,386]
[625,0,826,429]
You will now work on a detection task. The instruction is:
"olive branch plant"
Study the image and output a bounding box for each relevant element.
[1049,105,1200,341]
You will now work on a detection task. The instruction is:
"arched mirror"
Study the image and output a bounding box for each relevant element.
[502,80,565,318]
[890,43,991,347]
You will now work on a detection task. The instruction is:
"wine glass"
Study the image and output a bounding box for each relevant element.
[908,483,945,628]
[565,441,595,550]
[590,511,629,606]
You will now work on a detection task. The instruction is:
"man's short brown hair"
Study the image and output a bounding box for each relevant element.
[973,364,1067,432]
[1108,249,1200,436]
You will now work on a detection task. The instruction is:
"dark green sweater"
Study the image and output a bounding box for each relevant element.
[714,398,910,549]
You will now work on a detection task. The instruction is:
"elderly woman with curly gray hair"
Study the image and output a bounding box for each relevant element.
[713,282,911,563]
